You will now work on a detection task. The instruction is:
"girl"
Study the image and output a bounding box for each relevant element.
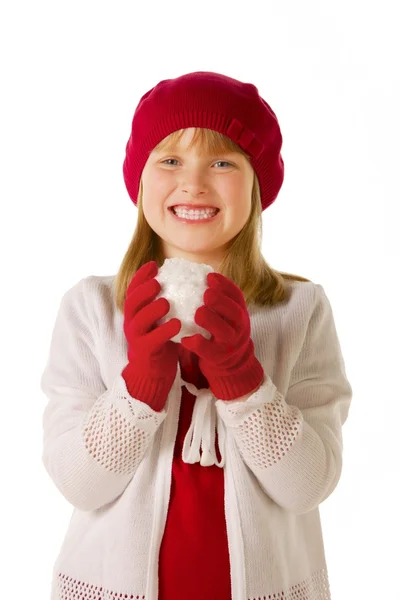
[40,71,353,600]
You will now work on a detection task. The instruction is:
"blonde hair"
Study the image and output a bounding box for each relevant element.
[114,128,310,313]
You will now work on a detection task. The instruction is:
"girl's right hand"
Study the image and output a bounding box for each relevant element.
[122,261,182,411]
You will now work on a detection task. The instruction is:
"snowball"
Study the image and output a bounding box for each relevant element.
[154,257,215,343]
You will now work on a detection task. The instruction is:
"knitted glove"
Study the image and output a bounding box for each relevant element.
[180,272,264,401]
[122,261,181,412]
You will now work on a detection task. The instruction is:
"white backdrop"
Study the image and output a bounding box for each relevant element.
[1,1,398,598]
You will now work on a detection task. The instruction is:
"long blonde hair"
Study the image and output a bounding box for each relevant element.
[113,127,310,313]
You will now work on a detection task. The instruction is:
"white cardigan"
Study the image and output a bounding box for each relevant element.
[40,274,353,600]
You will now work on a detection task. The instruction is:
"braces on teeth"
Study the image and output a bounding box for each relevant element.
[173,207,217,218]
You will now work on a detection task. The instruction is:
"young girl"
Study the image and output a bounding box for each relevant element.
[40,71,353,600]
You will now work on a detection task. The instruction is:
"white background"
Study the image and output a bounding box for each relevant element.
[1,1,398,598]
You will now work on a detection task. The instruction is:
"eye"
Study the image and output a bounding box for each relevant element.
[162,158,179,166]
[161,159,233,168]
[214,161,232,168]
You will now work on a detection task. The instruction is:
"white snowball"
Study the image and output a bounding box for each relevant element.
[154,257,215,343]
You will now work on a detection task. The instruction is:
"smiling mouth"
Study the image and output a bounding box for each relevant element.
[170,205,220,210]
[168,206,220,222]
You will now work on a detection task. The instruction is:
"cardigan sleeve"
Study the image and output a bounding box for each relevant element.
[40,277,167,512]
[215,283,353,515]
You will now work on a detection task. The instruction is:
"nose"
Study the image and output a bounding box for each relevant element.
[182,188,206,197]
[181,175,208,197]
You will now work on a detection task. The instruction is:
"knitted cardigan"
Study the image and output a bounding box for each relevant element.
[40,274,353,600]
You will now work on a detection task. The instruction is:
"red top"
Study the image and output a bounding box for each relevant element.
[158,344,232,599]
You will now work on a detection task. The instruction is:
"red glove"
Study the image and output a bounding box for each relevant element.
[180,272,264,401]
[122,261,181,412]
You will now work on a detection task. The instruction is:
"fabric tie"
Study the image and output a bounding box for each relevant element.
[179,368,226,468]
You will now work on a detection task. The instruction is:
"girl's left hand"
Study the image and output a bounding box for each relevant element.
[180,272,264,401]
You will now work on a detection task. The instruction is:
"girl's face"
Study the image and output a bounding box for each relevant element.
[141,128,254,270]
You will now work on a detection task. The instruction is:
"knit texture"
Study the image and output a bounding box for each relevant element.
[122,361,173,412]
[122,71,284,212]
[40,274,352,600]
[121,260,181,413]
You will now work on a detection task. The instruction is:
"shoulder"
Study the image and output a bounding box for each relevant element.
[254,279,332,336]
[284,278,329,306]
[283,279,339,343]
[59,274,117,325]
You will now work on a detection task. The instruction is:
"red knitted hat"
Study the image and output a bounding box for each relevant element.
[122,71,284,212]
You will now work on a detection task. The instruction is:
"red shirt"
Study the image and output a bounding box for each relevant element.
[158,344,232,599]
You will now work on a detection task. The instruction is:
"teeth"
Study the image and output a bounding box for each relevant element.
[172,207,217,219]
